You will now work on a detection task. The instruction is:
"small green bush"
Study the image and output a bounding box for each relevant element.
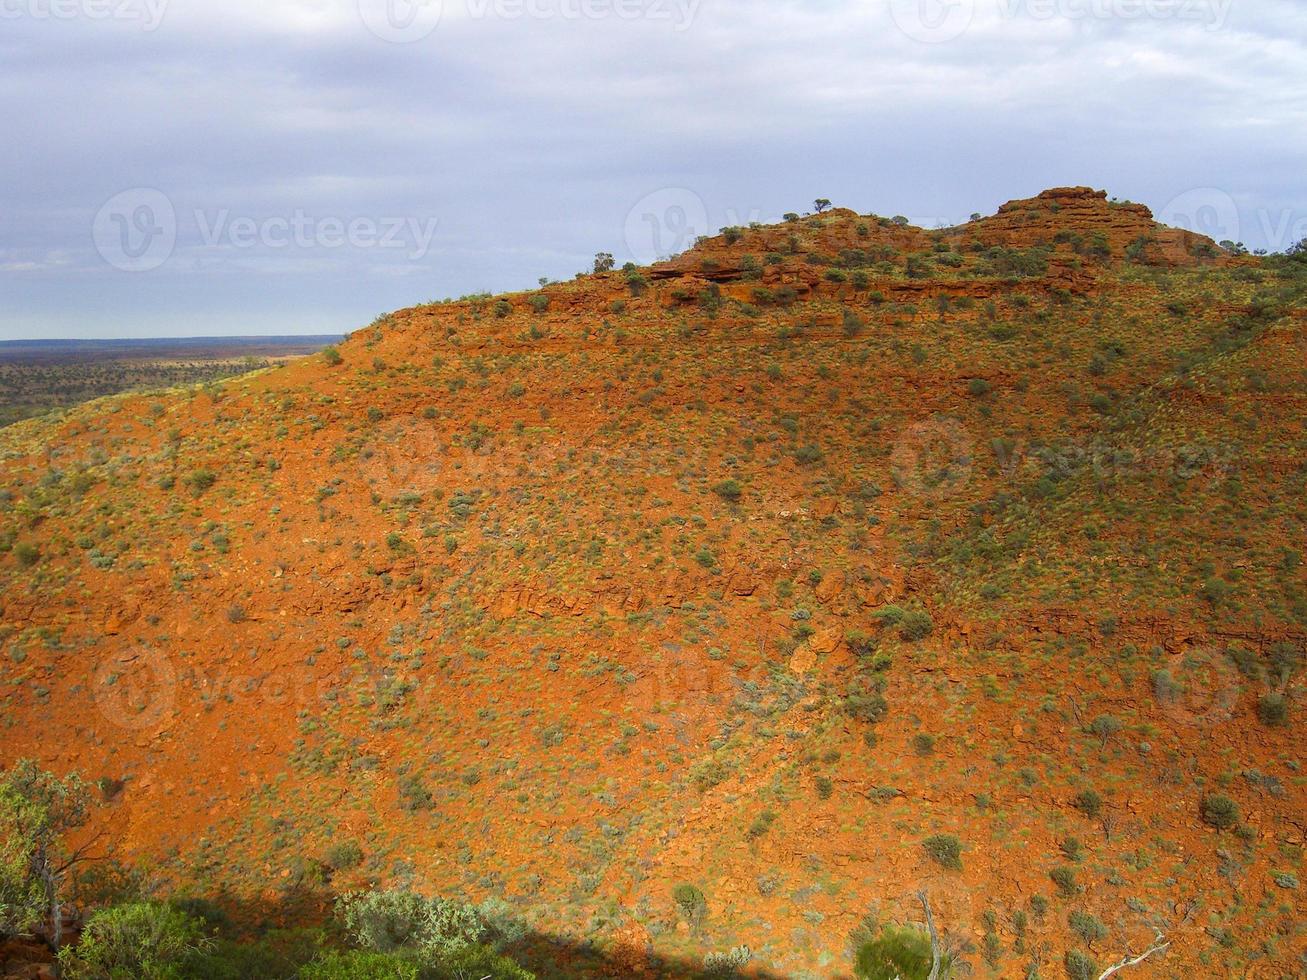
[1068,910,1107,944]
[712,479,742,502]
[1201,794,1240,831]
[58,902,212,979]
[1256,693,1288,727]
[673,883,706,926]
[1050,866,1079,897]
[1072,789,1103,820]
[1088,714,1122,745]
[898,610,933,642]
[922,834,962,870]
[299,951,420,980]
[396,776,432,812]
[853,924,950,980]
[703,944,751,977]
[1064,948,1098,980]
[186,469,217,496]
[325,840,364,872]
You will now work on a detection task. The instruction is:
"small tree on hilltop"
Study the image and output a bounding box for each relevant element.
[593,252,615,273]
[814,198,832,214]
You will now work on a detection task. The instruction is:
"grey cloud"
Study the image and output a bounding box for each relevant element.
[1,0,1305,338]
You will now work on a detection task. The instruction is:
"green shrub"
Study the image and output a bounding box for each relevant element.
[322,346,343,366]
[1256,693,1288,727]
[335,890,489,959]
[1050,866,1079,897]
[13,543,39,567]
[1200,794,1240,831]
[898,609,933,642]
[922,834,962,870]
[58,902,212,979]
[1151,669,1180,702]
[1060,837,1084,862]
[842,672,888,725]
[673,883,706,926]
[625,269,648,296]
[1072,789,1103,819]
[853,924,950,979]
[711,479,742,502]
[325,840,364,872]
[703,944,751,977]
[1068,910,1107,944]
[1064,948,1098,980]
[845,630,876,658]
[1269,641,1303,684]
[527,294,549,314]
[181,929,322,980]
[186,469,216,496]
[792,443,823,465]
[299,951,420,979]
[425,944,534,979]
[396,776,432,812]
[746,810,777,840]
[1088,714,1122,745]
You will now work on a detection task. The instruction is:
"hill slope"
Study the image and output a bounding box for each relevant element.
[1,187,1304,977]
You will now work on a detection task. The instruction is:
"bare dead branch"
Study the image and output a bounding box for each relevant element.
[917,889,942,980]
[1097,933,1171,979]
[54,829,106,875]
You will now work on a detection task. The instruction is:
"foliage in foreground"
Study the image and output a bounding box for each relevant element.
[853,923,952,980]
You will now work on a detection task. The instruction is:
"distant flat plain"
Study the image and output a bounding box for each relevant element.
[0,335,341,426]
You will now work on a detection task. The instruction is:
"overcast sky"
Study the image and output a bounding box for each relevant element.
[3,0,1305,340]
